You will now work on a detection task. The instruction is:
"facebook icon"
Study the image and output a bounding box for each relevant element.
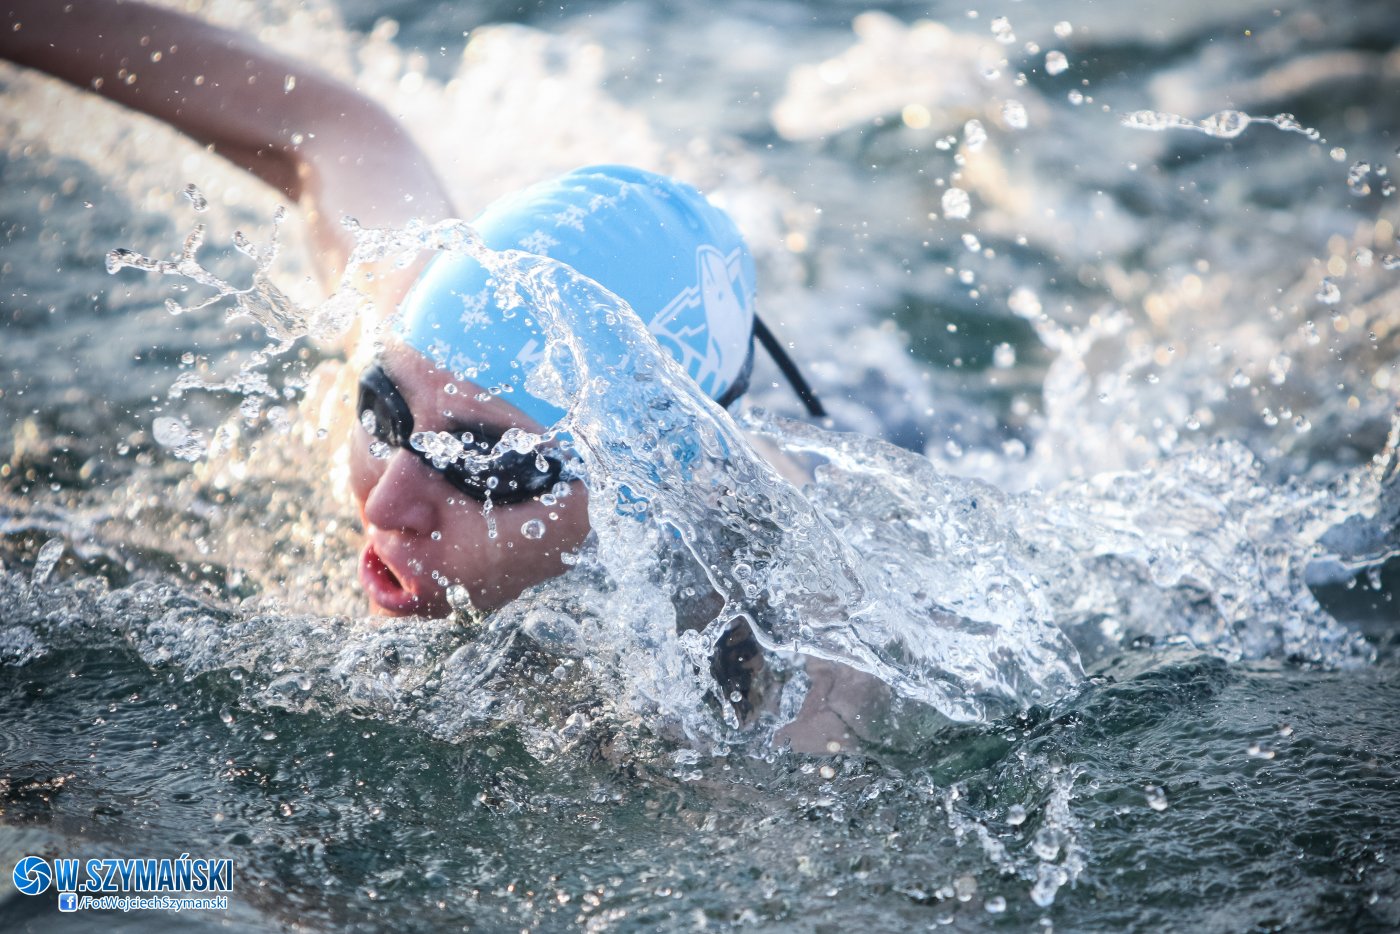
[58,892,78,912]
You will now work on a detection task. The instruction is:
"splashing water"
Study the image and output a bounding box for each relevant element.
[1121,108,1322,141]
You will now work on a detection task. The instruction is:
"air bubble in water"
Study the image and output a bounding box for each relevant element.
[1315,278,1341,305]
[1054,21,1073,38]
[961,233,981,252]
[1330,147,1347,162]
[1382,254,1400,270]
[990,16,1015,44]
[993,343,1016,369]
[1002,99,1028,129]
[1144,785,1168,811]
[1006,804,1027,826]
[963,118,987,152]
[521,519,546,540]
[1045,51,1069,76]
[182,183,208,213]
[1355,247,1374,267]
[369,440,391,459]
[942,187,971,219]
[31,538,64,587]
[986,896,1007,914]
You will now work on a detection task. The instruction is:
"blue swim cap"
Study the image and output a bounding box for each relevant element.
[394,165,757,427]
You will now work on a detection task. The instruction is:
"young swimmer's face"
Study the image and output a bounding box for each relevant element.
[348,342,590,617]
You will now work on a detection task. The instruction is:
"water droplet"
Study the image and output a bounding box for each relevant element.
[1200,110,1250,139]
[986,896,1007,914]
[1002,99,1028,130]
[1053,21,1073,38]
[1246,742,1276,759]
[963,118,987,152]
[1347,161,1372,196]
[430,531,442,541]
[1230,369,1251,388]
[1008,286,1042,318]
[283,74,296,93]
[993,343,1017,369]
[1355,247,1374,267]
[153,416,190,447]
[954,874,978,901]
[1330,147,1347,162]
[1315,278,1341,305]
[1045,51,1069,76]
[31,538,64,587]
[1067,89,1084,105]
[818,765,837,780]
[520,519,546,540]
[961,233,981,251]
[1145,785,1168,811]
[182,183,208,213]
[1007,804,1027,826]
[942,187,971,219]
[219,707,235,725]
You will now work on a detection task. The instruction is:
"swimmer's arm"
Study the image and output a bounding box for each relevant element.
[0,0,454,289]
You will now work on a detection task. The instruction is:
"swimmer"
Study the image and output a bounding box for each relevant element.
[2,0,880,749]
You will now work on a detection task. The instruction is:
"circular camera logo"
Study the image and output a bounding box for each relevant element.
[13,856,52,895]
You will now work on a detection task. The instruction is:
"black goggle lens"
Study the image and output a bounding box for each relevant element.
[356,365,568,505]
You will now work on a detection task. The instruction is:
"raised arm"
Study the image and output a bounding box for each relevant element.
[0,0,455,287]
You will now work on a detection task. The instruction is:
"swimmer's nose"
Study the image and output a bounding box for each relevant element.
[361,449,438,535]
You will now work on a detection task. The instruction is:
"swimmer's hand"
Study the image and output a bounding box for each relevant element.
[0,0,454,292]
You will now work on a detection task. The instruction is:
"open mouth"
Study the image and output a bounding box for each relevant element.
[359,542,422,615]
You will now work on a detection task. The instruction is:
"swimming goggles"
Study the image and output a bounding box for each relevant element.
[356,364,570,505]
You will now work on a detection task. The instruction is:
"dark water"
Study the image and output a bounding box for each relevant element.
[3,0,1400,930]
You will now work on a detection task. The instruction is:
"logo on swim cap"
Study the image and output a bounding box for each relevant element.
[648,245,750,400]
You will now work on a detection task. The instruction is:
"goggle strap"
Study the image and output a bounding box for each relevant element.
[753,314,827,418]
